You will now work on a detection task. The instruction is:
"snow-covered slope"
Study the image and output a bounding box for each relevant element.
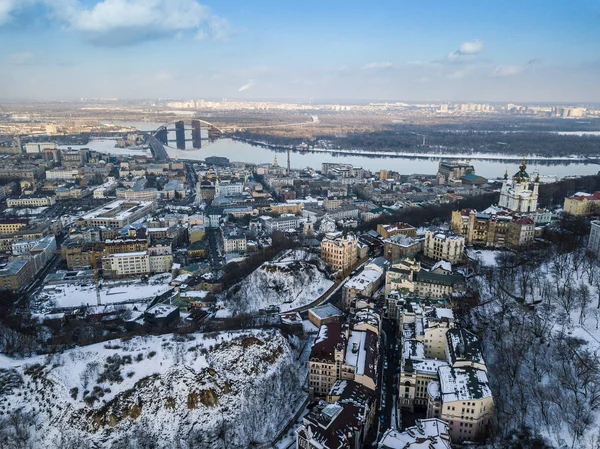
[223,249,334,315]
[0,329,307,448]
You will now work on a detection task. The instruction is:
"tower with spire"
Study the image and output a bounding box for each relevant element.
[498,158,539,213]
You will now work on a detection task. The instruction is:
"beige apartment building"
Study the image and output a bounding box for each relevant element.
[424,231,465,263]
[320,232,358,274]
[451,209,535,249]
[103,251,173,277]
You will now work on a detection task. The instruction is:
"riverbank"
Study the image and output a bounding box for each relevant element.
[231,136,599,163]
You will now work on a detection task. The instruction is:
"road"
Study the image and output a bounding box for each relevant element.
[205,229,223,269]
[145,133,169,161]
[363,315,398,447]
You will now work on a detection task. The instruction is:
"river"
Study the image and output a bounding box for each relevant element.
[104,120,600,180]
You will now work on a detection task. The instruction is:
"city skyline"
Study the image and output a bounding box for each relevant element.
[0,0,599,102]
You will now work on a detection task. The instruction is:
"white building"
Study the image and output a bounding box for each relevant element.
[424,231,465,264]
[261,215,302,233]
[222,228,247,253]
[588,220,600,256]
[25,142,57,153]
[214,180,243,198]
[498,160,539,213]
[79,200,155,227]
[45,168,81,181]
[7,196,56,208]
[105,251,150,277]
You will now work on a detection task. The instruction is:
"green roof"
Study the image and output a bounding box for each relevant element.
[188,241,208,251]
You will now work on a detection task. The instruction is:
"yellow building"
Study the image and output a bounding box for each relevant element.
[0,259,32,291]
[0,219,28,234]
[269,203,303,215]
[563,191,600,216]
[377,222,417,239]
[451,209,535,249]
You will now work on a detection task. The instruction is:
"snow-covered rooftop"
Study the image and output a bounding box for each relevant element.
[438,365,492,402]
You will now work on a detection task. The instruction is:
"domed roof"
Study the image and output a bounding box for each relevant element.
[513,158,529,180]
[514,170,530,179]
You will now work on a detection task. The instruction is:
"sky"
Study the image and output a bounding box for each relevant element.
[0,0,599,103]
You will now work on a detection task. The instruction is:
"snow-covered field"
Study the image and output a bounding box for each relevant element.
[0,329,308,448]
[466,248,507,267]
[35,274,173,310]
[222,249,334,315]
[57,139,152,157]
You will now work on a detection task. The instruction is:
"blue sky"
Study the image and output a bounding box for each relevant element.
[0,0,599,102]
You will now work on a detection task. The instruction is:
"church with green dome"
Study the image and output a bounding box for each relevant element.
[499,159,539,213]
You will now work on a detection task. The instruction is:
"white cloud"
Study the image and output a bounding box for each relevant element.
[447,39,484,60]
[0,0,231,46]
[362,61,394,70]
[492,64,522,77]
[238,80,254,92]
[7,52,34,64]
[0,0,16,24]
[0,0,37,24]
[458,40,484,55]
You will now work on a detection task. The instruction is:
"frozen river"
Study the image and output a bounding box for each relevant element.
[89,121,600,179]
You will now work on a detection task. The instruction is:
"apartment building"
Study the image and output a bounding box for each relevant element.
[377,222,417,239]
[588,220,600,256]
[7,195,56,208]
[296,380,375,449]
[308,313,380,397]
[424,231,465,264]
[383,234,423,262]
[563,191,600,216]
[385,258,464,299]
[399,305,455,412]
[342,257,387,308]
[221,227,247,254]
[79,200,155,227]
[261,215,302,233]
[25,142,57,154]
[104,251,150,277]
[320,232,358,274]
[45,168,81,181]
[0,259,32,290]
[451,208,535,249]
[0,219,28,234]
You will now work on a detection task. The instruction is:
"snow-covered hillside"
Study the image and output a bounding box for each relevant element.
[0,329,308,448]
[223,249,334,315]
